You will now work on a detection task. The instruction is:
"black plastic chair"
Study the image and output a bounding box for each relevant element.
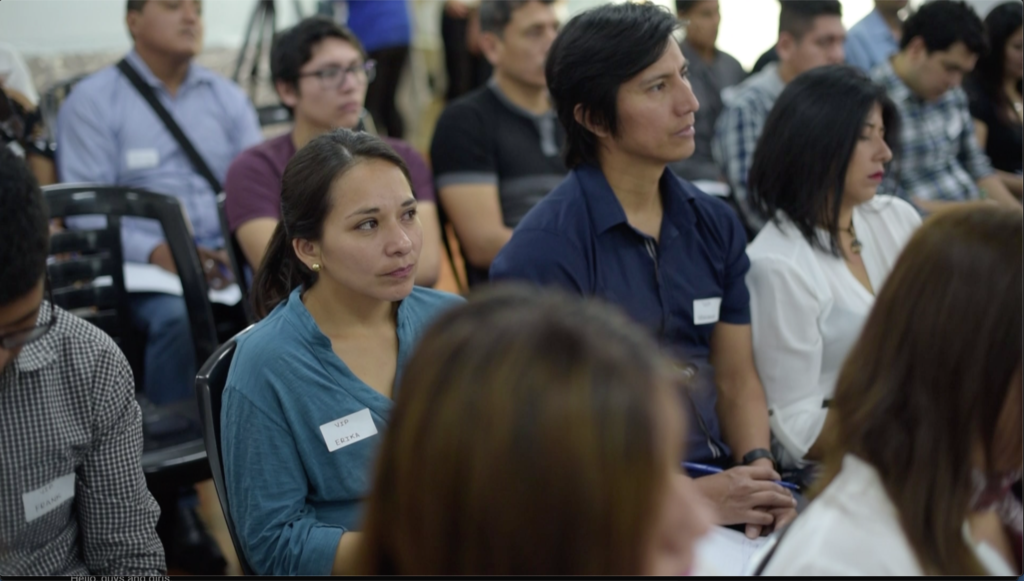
[43,184,217,486]
[195,325,256,575]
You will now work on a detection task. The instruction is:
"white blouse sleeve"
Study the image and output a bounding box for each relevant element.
[747,254,827,466]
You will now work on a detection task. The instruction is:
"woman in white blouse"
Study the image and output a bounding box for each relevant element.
[744,65,921,472]
[754,205,1022,576]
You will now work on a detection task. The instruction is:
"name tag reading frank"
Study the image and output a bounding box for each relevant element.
[320,408,378,453]
[23,472,75,523]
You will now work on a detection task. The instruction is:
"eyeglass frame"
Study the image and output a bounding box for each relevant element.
[0,277,57,351]
[297,59,377,91]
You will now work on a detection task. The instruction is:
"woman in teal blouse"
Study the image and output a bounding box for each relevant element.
[220,129,463,576]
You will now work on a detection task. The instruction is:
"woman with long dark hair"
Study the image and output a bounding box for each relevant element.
[745,65,921,474]
[356,287,713,575]
[967,1,1023,198]
[220,129,463,576]
[757,204,1022,575]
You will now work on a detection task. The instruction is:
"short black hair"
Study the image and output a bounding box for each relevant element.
[748,65,901,257]
[0,148,49,304]
[779,0,842,40]
[546,1,680,169]
[271,16,366,89]
[899,0,988,54]
[478,0,556,36]
[675,0,701,14]
[126,0,146,13]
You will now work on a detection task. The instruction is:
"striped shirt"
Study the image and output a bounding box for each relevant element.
[0,303,165,576]
[712,62,786,232]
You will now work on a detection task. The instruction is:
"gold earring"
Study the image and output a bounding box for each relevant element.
[311,263,322,272]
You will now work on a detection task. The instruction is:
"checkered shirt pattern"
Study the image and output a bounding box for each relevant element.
[712,63,787,232]
[0,303,165,575]
[871,60,995,204]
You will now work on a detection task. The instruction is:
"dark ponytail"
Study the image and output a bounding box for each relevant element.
[250,128,412,320]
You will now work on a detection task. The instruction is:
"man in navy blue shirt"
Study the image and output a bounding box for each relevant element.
[491,2,797,539]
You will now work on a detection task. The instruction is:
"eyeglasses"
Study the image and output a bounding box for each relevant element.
[298,60,377,91]
[0,281,56,350]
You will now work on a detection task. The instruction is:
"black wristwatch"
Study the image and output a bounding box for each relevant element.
[742,448,776,468]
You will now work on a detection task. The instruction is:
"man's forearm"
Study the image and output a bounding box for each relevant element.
[979,175,1022,207]
[715,376,772,464]
[997,171,1023,200]
[463,226,514,269]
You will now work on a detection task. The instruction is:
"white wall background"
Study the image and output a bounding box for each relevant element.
[1,0,933,68]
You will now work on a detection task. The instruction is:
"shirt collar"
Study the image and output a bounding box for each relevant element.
[875,58,915,105]
[13,301,58,374]
[866,9,898,42]
[125,48,213,92]
[577,164,695,236]
[486,77,557,121]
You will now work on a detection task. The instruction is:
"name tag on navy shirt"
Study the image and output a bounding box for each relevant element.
[23,472,75,522]
[320,408,378,452]
[693,298,722,325]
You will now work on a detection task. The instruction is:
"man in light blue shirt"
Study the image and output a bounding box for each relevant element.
[844,0,907,73]
[56,0,261,408]
[55,1,260,574]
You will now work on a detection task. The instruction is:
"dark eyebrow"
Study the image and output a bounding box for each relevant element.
[347,207,380,218]
[347,198,416,218]
[644,62,689,83]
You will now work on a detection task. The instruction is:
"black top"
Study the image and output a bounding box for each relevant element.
[966,79,1023,174]
[431,80,568,286]
[751,46,779,75]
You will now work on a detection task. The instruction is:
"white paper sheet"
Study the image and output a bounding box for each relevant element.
[694,525,771,577]
[93,262,241,305]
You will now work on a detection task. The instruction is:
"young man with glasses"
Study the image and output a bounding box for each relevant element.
[0,148,165,576]
[224,16,442,287]
[54,0,261,572]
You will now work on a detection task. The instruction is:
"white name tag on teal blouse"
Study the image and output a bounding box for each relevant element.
[23,472,75,522]
[320,408,378,452]
[693,297,722,325]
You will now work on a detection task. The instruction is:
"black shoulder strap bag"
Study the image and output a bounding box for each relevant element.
[116,58,222,195]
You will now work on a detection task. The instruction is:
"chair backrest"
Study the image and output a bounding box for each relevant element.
[46,216,145,377]
[215,192,254,323]
[38,73,89,150]
[195,325,256,576]
[434,195,467,293]
[43,184,221,366]
[47,223,133,337]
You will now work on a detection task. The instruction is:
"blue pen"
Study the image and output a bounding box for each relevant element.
[682,461,800,492]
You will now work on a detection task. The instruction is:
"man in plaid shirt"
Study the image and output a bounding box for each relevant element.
[871,0,1019,213]
[713,0,846,234]
[0,148,165,575]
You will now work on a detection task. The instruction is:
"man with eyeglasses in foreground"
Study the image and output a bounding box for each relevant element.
[224,16,442,287]
[54,0,261,573]
[0,148,166,576]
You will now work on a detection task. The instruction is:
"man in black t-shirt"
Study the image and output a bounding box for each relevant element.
[430,0,566,287]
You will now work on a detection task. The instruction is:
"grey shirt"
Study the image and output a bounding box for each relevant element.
[670,40,747,183]
[0,303,165,576]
